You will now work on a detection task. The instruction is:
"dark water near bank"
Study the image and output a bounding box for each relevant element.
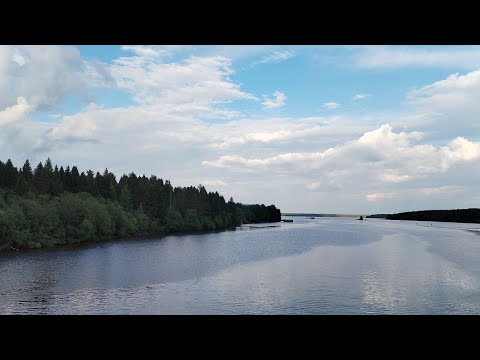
[2,217,480,314]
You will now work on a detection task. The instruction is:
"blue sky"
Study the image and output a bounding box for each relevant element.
[1,45,480,213]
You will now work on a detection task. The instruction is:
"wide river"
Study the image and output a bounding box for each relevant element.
[1,217,480,314]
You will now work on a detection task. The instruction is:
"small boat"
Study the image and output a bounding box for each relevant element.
[309,216,315,219]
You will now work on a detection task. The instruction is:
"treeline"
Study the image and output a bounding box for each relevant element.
[387,208,480,223]
[366,214,389,219]
[0,158,281,251]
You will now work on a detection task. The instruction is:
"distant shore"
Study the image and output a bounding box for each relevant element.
[282,213,363,218]
[284,209,480,224]
[386,208,480,224]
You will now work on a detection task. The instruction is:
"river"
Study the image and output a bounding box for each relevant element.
[1,217,480,314]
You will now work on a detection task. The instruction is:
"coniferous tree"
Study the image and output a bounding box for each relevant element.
[22,160,33,183]
[15,173,29,195]
[71,166,80,192]
[64,166,72,192]
[44,158,53,172]
[4,159,18,188]
[33,161,46,194]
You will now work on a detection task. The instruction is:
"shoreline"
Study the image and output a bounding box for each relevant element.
[0,221,280,255]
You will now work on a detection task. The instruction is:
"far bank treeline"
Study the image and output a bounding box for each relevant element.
[386,208,480,223]
[0,158,281,251]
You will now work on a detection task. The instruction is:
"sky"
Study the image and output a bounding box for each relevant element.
[1,45,480,214]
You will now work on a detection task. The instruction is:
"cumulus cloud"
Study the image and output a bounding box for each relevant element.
[0,97,33,127]
[252,50,296,66]
[262,91,286,109]
[48,103,103,141]
[408,70,480,115]
[323,102,340,109]
[0,45,113,112]
[405,69,480,140]
[0,44,115,158]
[202,124,480,197]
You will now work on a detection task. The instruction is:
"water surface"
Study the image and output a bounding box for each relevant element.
[1,217,480,314]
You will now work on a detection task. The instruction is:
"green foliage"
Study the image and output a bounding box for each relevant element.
[201,215,216,231]
[165,209,184,232]
[118,184,132,210]
[0,159,282,251]
[77,219,96,242]
[184,209,202,232]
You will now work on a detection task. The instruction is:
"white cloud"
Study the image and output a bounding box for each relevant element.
[0,46,82,110]
[365,193,396,202]
[5,45,480,214]
[0,45,113,113]
[12,48,26,66]
[121,45,165,57]
[202,150,336,169]
[408,70,480,114]
[353,93,371,101]
[48,103,103,140]
[306,177,343,191]
[380,173,412,183]
[356,124,423,149]
[0,97,33,127]
[208,116,365,150]
[109,54,256,116]
[262,91,286,110]
[120,45,192,58]
[418,186,463,197]
[306,181,322,190]
[408,70,480,105]
[198,45,271,61]
[353,46,480,69]
[202,124,480,198]
[405,69,480,140]
[323,102,340,109]
[202,180,227,187]
[252,50,296,66]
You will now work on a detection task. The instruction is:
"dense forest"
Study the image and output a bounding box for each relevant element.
[387,209,480,223]
[0,158,281,251]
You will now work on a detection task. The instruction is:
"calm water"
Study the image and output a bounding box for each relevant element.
[1,217,480,314]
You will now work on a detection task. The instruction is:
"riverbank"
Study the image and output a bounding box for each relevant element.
[0,227,233,254]
[0,220,281,254]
